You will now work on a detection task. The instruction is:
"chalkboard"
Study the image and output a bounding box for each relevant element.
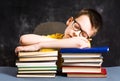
[0,0,120,66]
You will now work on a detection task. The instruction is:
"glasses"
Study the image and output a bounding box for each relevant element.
[72,19,92,41]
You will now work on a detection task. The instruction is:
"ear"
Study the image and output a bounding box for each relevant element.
[66,17,74,26]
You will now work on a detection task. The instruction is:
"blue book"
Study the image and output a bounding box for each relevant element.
[60,46,109,53]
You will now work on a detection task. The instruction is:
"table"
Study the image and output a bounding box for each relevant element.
[0,66,120,81]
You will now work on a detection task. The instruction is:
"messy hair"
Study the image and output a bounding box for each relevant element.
[73,8,103,32]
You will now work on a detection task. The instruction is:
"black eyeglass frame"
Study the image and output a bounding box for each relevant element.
[72,19,92,41]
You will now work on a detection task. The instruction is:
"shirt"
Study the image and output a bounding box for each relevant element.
[40,33,64,52]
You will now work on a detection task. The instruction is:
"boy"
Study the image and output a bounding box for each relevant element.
[15,8,102,52]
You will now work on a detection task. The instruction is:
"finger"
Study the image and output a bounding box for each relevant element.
[15,46,22,53]
[79,37,91,43]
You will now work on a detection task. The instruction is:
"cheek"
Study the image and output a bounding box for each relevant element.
[63,28,73,38]
[64,27,72,34]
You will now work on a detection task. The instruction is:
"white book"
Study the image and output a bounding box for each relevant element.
[62,62,102,67]
[17,73,56,77]
[16,61,56,66]
[63,58,103,63]
[62,53,101,58]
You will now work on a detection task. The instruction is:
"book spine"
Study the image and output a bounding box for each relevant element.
[60,46,109,53]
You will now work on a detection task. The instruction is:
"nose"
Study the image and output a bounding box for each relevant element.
[73,31,81,37]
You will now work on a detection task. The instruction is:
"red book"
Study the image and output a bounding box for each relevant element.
[62,66,101,73]
[67,68,107,78]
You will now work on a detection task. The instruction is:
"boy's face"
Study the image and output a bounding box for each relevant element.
[64,15,96,40]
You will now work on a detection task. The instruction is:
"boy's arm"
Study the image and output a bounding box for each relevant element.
[19,34,57,45]
[40,37,91,49]
[15,37,91,52]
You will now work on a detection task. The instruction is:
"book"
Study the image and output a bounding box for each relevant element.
[62,53,101,58]
[18,56,57,61]
[60,46,109,53]
[17,73,56,77]
[18,51,58,57]
[16,61,56,67]
[67,68,107,78]
[62,66,101,73]
[16,49,58,78]
[60,46,108,78]
[18,67,57,71]
[62,62,102,67]
[18,70,57,73]
[63,58,103,63]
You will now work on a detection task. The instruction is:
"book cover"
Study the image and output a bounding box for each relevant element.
[67,68,107,78]
[60,46,109,53]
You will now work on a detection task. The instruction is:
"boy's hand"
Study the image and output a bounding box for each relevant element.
[72,37,91,48]
[15,43,41,53]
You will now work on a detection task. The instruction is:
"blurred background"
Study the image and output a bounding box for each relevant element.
[0,0,120,67]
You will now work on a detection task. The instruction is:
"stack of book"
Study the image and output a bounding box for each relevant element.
[16,49,58,77]
[60,46,109,78]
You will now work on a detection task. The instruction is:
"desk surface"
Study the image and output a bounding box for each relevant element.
[0,66,120,81]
